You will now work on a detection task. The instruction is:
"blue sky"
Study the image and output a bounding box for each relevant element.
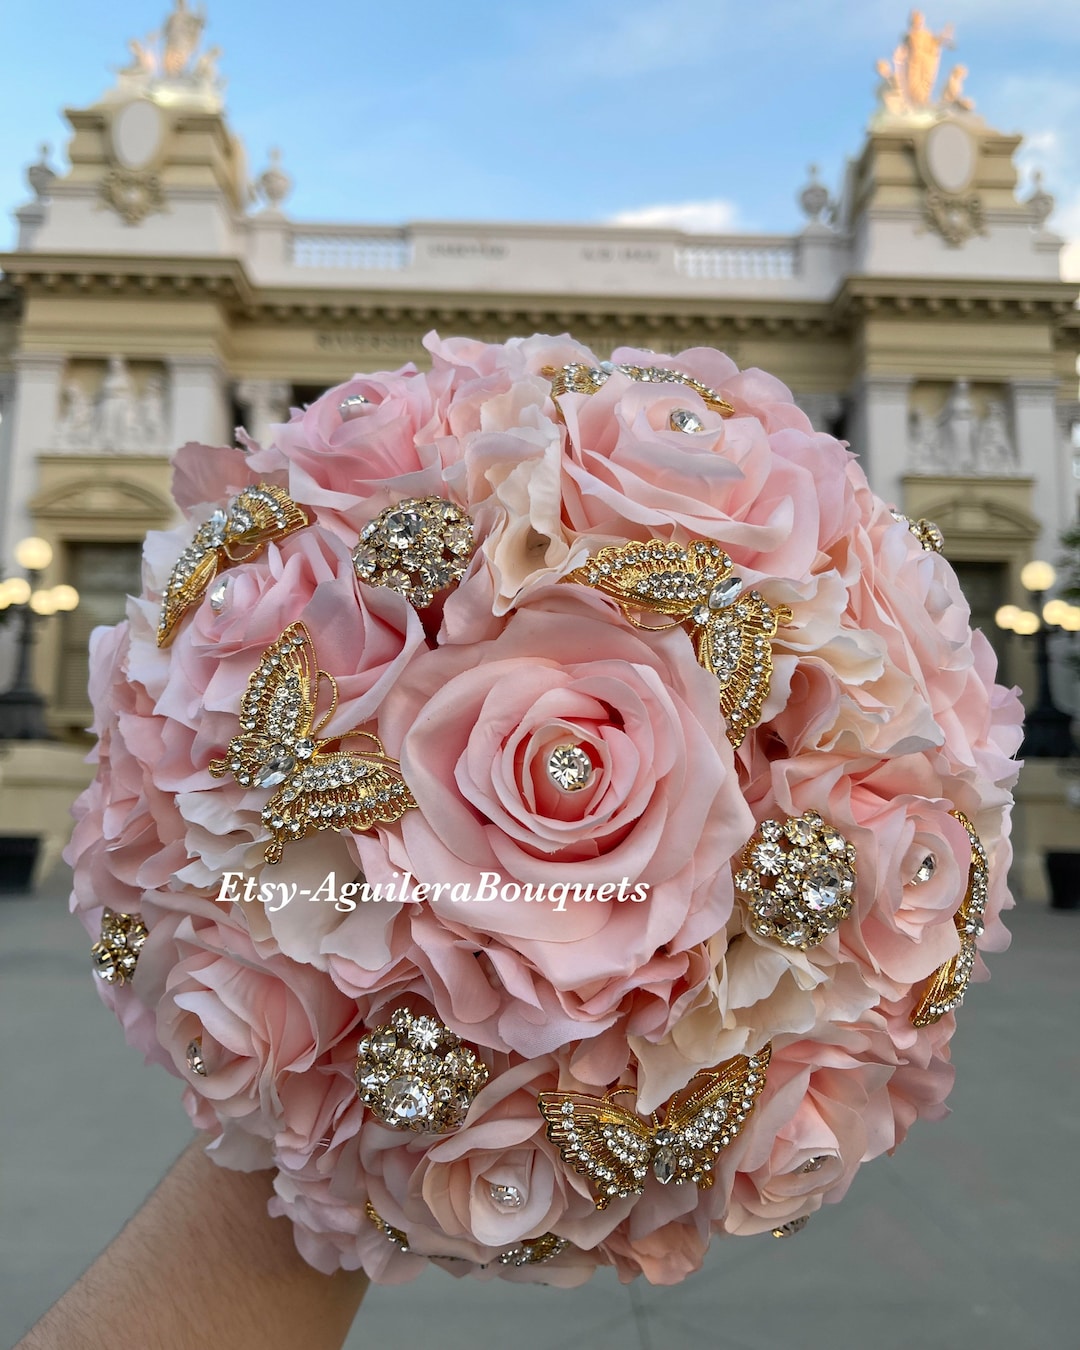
[3,0,1080,263]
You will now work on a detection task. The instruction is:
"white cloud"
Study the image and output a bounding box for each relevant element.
[608,198,739,233]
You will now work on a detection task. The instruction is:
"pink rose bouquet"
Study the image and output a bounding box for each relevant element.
[69,333,1022,1285]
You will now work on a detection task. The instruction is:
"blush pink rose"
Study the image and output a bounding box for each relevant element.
[135,906,358,1165]
[373,582,752,1058]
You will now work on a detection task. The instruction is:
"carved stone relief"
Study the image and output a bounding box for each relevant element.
[55,357,170,453]
[907,380,1019,476]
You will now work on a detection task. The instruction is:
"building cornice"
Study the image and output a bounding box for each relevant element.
[835,275,1079,323]
[0,251,847,337]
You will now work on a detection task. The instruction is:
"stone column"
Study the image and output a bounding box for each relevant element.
[235,379,292,448]
[0,371,16,557]
[849,375,912,509]
[1011,378,1064,562]
[0,353,65,564]
[1056,399,1080,505]
[166,355,229,451]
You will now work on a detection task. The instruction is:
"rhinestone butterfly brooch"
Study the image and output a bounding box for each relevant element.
[208,623,416,863]
[537,1046,771,1209]
[158,484,309,646]
[911,811,988,1026]
[566,540,792,747]
[545,360,736,417]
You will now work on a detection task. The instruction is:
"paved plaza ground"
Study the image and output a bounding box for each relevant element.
[2,866,1078,1350]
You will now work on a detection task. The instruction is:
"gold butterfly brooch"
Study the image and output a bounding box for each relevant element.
[158,484,309,646]
[209,623,416,863]
[566,540,791,747]
[911,811,988,1026]
[537,1046,771,1209]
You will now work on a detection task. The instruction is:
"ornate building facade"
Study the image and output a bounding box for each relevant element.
[1,6,1078,889]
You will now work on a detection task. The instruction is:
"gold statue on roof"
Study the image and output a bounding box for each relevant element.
[875,11,973,120]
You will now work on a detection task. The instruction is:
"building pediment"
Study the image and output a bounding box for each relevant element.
[901,475,1040,548]
[30,473,172,521]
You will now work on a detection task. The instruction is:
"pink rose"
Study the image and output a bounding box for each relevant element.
[136,906,358,1164]
[372,582,752,1058]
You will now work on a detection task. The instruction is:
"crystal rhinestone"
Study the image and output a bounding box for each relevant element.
[384,1075,436,1123]
[546,744,594,792]
[670,408,706,433]
[708,575,743,609]
[383,508,424,549]
[488,1183,525,1210]
[186,1039,207,1076]
[800,1155,827,1173]
[751,840,785,875]
[206,508,228,547]
[252,748,296,788]
[772,1216,810,1238]
[785,817,815,847]
[913,854,937,884]
[339,393,371,418]
[444,523,473,555]
[352,545,378,578]
[803,859,847,912]
[370,1029,398,1059]
[652,1145,678,1184]
[409,1016,443,1052]
[208,577,229,612]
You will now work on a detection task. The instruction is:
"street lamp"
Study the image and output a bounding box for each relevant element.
[0,536,79,741]
[995,560,1077,757]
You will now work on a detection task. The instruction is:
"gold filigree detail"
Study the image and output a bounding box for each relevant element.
[354,1007,489,1134]
[90,908,148,985]
[736,811,857,950]
[208,623,416,863]
[772,1215,810,1238]
[158,484,310,646]
[911,811,988,1026]
[538,1047,771,1211]
[565,539,791,747]
[544,361,735,417]
[352,497,474,609]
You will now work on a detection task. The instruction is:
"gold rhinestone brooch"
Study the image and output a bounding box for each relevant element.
[365,1202,410,1252]
[364,1203,570,1267]
[497,1234,570,1266]
[736,811,857,950]
[90,908,148,985]
[354,1008,489,1134]
[891,510,945,554]
[352,497,475,608]
[544,361,735,417]
[158,484,309,646]
[565,539,791,747]
[208,623,416,864]
[911,811,988,1026]
[537,1047,770,1210]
